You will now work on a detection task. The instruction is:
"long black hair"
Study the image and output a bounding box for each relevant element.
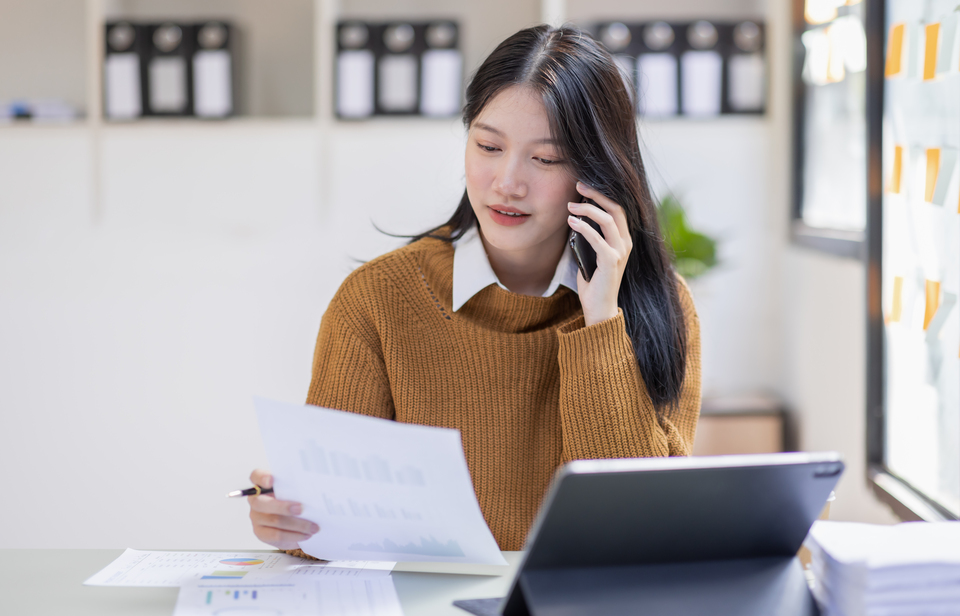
[412,25,688,412]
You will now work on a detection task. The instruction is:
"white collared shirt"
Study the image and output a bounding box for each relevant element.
[451,224,580,312]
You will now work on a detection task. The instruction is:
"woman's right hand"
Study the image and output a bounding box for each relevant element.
[247,469,320,550]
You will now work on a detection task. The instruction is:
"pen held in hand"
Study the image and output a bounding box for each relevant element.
[226,485,274,498]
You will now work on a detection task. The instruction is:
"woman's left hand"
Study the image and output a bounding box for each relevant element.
[567,181,633,327]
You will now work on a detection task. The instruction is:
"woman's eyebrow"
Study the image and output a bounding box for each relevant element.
[473,122,557,145]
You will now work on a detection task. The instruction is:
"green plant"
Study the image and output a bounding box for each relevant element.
[656,194,718,280]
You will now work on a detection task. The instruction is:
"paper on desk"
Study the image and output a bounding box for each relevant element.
[173,577,403,616]
[255,397,507,565]
[83,549,394,587]
[808,521,960,568]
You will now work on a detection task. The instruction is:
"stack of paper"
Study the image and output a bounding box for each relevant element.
[804,521,960,616]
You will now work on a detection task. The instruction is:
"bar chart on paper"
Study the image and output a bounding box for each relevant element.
[254,398,507,565]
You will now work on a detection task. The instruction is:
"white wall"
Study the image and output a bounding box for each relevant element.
[780,249,898,524]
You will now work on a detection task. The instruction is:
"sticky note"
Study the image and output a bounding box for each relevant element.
[923,23,940,81]
[890,276,904,323]
[886,23,905,76]
[931,148,958,206]
[925,291,956,342]
[906,23,923,79]
[923,279,941,330]
[936,14,959,75]
[889,145,904,193]
[925,148,941,203]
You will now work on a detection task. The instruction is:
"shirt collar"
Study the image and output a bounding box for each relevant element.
[451,224,579,312]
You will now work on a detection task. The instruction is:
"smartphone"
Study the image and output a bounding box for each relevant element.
[569,197,604,282]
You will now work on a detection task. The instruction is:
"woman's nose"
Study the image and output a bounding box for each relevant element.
[494,157,527,199]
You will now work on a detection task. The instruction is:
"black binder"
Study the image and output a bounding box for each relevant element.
[144,22,195,117]
[104,22,147,119]
[490,453,843,616]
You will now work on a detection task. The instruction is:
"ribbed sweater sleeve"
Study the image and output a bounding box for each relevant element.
[555,280,701,461]
[305,290,395,420]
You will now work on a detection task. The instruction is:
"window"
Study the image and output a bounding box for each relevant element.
[868,0,960,521]
[792,0,870,257]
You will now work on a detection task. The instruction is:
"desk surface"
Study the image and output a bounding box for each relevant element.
[1,549,522,616]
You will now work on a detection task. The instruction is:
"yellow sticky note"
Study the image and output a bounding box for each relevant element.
[889,145,904,193]
[886,23,905,77]
[890,276,904,323]
[924,23,940,80]
[924,280,941,330]
[925,148,941,203]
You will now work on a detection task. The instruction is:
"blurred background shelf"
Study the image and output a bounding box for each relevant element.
[100,0,315,119]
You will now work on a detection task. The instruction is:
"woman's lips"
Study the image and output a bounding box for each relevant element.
[488,206,529,226]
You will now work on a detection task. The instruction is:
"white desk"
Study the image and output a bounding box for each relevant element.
[1,549,522,615]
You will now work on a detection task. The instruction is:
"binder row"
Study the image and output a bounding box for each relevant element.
[594,20,767,117]
[336,21,462,119]
[104,21,236,120]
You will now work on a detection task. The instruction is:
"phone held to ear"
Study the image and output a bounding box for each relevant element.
[569,197,604,282]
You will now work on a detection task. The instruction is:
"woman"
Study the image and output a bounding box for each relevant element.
[248,24,701,554]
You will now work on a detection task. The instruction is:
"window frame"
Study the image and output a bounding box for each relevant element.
[791,0,867,258]
[863,0,959,523]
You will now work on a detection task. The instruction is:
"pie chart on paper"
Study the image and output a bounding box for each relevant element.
[219,558,264,566]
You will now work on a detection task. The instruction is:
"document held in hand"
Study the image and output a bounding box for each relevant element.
[254,398,507,566]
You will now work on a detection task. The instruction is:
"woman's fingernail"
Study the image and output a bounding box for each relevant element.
[291,504,302,515]
[567,202,577,209]
[568,215,579,224]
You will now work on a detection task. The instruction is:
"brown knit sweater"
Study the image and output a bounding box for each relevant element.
[297,233,701,553]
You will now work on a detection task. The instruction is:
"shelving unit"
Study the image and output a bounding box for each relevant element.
[2,0,771,240]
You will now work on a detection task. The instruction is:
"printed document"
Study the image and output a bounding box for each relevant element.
[255,397,507,565]
[173,578,403,616]
[83,549,393,587]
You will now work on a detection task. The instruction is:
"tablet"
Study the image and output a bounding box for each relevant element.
[499,452,843,616]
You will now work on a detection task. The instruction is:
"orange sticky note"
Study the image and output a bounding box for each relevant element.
[886,23,905,76]
[923,280,941,330]
[924,23,940,81]
[889,145,903,193]
[890,276,904,323]
[926,148,941,202]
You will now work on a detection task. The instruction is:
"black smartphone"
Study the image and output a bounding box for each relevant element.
[569,197,604,282]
